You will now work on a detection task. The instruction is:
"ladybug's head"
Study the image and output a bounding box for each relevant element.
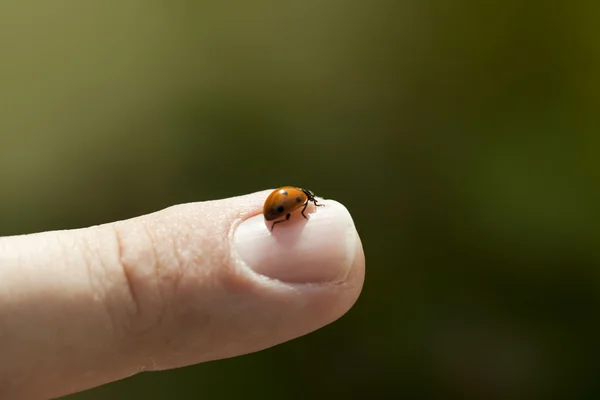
[299,188,318,201]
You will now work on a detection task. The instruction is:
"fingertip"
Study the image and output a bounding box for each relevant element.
[232,199,362,283]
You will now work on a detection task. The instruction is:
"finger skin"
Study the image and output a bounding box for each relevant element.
[0,190,365,399]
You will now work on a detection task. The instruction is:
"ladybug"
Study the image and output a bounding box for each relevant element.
[263,186,324,231]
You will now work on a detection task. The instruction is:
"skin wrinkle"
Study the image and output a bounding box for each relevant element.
[159,229,184,340]
[112,224,140,318]
[86,231,132,341]
[168,220,187,299]
[78,233,115,335]
[152,210,256,367]
[55,230,70,276]
[115,221,166,340]
[107,223,170,373]
[141,219,162,308]
[154,220,188,352]
[117,211,213,366]
[171,220,191,293]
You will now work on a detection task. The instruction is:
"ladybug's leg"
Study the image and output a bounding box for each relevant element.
[301,199,324,219]
[301,201,309,219]
[271,213,291,231]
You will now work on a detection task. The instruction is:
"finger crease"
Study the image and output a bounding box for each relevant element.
[113,225,140,316]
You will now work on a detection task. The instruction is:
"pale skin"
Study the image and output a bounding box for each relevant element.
[0,190,365,399]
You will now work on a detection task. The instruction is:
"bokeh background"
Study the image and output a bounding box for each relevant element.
[1,1,598,398]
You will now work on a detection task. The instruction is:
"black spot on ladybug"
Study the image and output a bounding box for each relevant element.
[277,205,285,213]
[296,197,302,203]
[280,190,288,196]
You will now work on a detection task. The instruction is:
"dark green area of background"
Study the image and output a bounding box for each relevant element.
[1,1,598,398]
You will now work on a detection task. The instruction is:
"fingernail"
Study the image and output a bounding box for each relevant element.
[233,200,358,283]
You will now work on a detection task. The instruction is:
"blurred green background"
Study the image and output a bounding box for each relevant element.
[1,0,599,398]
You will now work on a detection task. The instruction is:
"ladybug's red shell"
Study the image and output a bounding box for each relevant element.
[263,186,308,221]
[263,186,323,230]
